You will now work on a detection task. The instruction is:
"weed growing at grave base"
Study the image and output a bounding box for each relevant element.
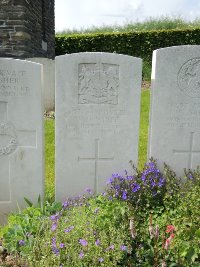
[0,159,199,266]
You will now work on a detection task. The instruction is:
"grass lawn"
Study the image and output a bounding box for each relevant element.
[45,89,150,201]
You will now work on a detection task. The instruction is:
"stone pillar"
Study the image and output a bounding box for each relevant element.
[0,0,55,59]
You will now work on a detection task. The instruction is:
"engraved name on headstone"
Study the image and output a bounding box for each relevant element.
[0,59,44,224]
[56,52,142,200]
[149,45,200,175]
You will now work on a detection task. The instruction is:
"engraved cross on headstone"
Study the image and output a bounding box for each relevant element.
[173,132,200,169]
[78,139,114,192]
[0,101,37,202]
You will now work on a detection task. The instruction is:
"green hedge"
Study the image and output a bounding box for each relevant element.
[55,28,200,60]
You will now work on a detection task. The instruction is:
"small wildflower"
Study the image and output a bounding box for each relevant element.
[59,243,65,248]
[64,225,74,233]
[85,188,92,194]
[50,213,60,221]
[132,183,140,192]
[107,177,114,184]
[95,239,100,246]
[189,174,193,179]
[164,234,175,250]
[62,201,69,208]
[166,225,175,233]
[79,239,88,246]
[122,190,127,200]
[99,258,104,262]
[51,223,57,231]
[126,175,134,181]
[52,248,60,255]
[19,240,25,246]
[79,251,84,259]
[120,245,127,251]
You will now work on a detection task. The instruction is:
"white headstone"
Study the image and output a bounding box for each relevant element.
[26,58,55,111]
[149,45,200,175]
[56,52,142,201]
[0,59,44,224]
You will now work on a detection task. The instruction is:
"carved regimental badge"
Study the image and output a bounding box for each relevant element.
[0,122,17,156]
[78,63,119,104]
[178,58,200,98]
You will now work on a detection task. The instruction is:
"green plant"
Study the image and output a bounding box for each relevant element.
[1,160,199,266]
[24,194,133,266]
[0,197,62,257]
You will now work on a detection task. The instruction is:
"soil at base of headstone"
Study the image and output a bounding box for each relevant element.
[142,80,151,89]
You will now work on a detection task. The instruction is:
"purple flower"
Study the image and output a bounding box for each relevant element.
[62,200,69,208]
[107,177,114,184]
[126,175,134,181]
[64,225,74,233]
[79,251,84,259]
[188,174,193,180]
[50,213,60,222]
[99,258,104,262]
[151,181,156,188]
[132,183,140,192]
[95,239,100,246]
[19,240,25,246]
[106,244,115,250]
[158,177,166,187]
[122,190,127,200]
[52,248,60,255]
[51,223,57,231]
[85,188,92,194]
[79,239,88,246]
[60,243,65,248]
[51,237,60,255]
[120,245,127,251]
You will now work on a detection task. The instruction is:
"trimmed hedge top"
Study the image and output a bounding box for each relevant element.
[55,28,200,61]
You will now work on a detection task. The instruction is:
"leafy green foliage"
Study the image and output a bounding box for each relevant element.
[1,161,199,266]
[55,28,200,80]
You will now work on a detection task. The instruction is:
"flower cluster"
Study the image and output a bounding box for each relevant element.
[106,159,166,208]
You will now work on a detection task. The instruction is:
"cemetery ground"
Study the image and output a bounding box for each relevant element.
[0,89,200,266]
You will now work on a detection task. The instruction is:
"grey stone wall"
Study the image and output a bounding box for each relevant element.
[0,0,55,59]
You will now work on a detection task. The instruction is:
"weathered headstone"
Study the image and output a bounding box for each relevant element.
[148,45,200,175]
[26,58,55,111]
[56,52,142,201]
[0,59,44,224]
